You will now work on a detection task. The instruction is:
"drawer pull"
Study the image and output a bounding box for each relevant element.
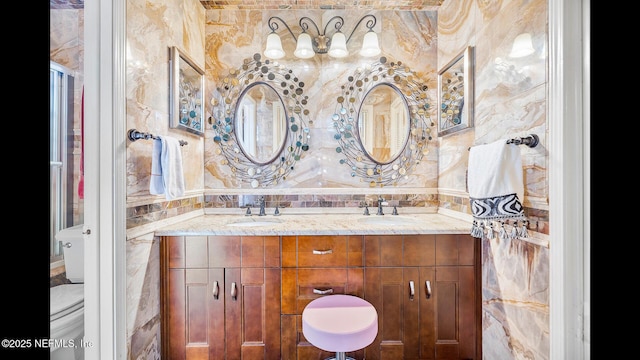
[409,280,415,301]
[425,280,431,299]
[212,280,219,299]
[231,282,237,300]
[313,288,334,295]
[312,249,333,255]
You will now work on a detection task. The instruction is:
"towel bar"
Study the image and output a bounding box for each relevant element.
[468,134,539,151]
[127,129,187,146]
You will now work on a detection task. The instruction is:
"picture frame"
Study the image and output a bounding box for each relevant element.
[437,46,474,137]
[170,46,205,136]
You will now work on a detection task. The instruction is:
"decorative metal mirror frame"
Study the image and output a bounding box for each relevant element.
[209,53,311,188]
[332,57,434,187]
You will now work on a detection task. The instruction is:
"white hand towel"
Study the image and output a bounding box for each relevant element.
[468,139,526,237]
[160,136,185,200]
[149,138,165,195]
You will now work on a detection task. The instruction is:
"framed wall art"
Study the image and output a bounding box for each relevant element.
[437,46,474,137]
[170,46,205,136]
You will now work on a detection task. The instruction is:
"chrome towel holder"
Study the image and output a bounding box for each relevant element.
[127,129,188,146]
[468,134,539,151]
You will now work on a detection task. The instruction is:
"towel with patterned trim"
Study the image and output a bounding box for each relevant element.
[468,139,527,239]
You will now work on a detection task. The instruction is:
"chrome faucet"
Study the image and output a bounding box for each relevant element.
[377,197,385,216]
[258,196,266,216]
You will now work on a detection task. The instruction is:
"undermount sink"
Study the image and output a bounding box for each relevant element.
[226,217,282,227]
[357,216,420,226]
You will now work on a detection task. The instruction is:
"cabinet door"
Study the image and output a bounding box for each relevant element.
[363,234,478,360]
[164,236,212,360]
[212,236,281,360]
[163,236,281,360]
[231,268,280,360]
[168,267,283,360]
[166,268,212,360]
[432,265,476,360]
[433,234,478,360]
[209,268,280,360]
[364,266,436,360]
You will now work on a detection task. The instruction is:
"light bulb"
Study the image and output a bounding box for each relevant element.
[328,32,348,58]
[359,31,380,57]
[294,33,315,59]
[264,32,285,59]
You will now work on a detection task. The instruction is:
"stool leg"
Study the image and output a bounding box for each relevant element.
[325,353,355,360]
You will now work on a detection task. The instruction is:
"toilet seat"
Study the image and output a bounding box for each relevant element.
[51,284,84,319]
[50,284,84,341]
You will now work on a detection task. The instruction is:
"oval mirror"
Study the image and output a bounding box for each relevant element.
[357,83,410,164]
[235,82,288,165]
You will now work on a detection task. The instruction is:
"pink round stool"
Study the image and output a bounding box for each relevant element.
[302,294,378,360]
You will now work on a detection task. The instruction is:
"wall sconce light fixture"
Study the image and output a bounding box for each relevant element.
[508,33,535,58]
[264,14,381,60]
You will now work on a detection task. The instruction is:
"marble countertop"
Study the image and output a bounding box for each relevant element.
[154,210,472,236]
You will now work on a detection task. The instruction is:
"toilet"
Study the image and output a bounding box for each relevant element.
[51,224,85,360]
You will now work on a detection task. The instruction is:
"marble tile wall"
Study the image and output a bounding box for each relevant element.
[126,0,206,199]
[126,233,162,360]
[125,0,205,358]
[201,9,439,191]
[124,4,547,226]
[437,0,549,358]
[125,8,440,199]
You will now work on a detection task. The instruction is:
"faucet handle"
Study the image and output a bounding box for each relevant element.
[274,205,280,216]
[245,205,252,216]
[258,196,266,216]
[363,206,370,216]
[392,206,398,215]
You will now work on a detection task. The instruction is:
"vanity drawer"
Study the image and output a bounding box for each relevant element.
[281,267,364,314]
[282,235,363,268]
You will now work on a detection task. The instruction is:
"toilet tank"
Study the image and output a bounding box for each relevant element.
[55,224,84,283]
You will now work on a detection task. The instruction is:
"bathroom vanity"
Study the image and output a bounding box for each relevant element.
[156,213,480,360]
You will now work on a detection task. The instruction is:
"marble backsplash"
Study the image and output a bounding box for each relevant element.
[125,192,549,236]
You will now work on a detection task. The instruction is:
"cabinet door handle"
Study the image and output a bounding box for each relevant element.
[313,288,334,295]
[212,280,219,299]
[409,280,415,301]
[425,280,431,299]
[312,249,333,255]
[231,282,237,300]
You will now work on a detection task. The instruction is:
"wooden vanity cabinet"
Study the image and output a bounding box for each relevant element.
[161,235,281,360]
[363,234,480,360]
[161,233,478,360]
[280,235,365,360]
